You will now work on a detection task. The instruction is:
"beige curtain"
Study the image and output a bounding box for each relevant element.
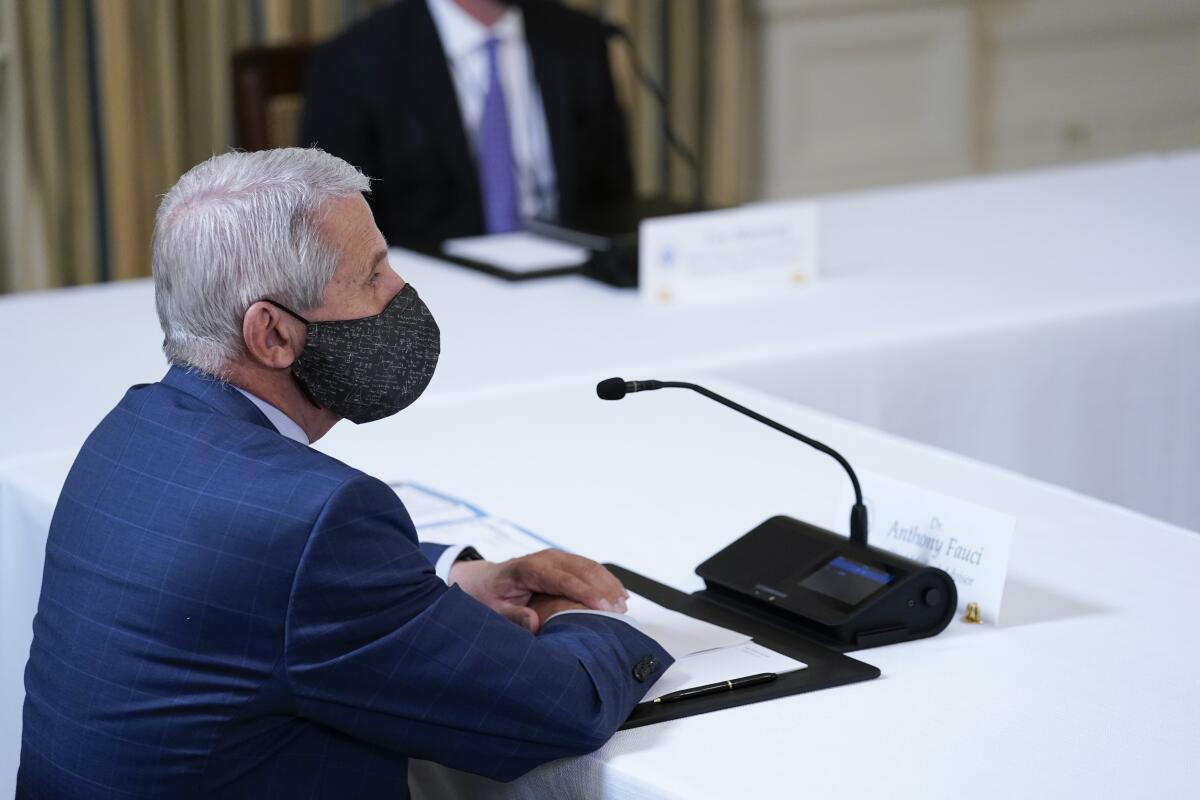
[2,0,51,293]
[588,0,751,207]
[7,0,749,294]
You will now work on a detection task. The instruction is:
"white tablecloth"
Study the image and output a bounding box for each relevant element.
[2,153,1197,529]
[5,152,1200,795]
[3,379,1198,797]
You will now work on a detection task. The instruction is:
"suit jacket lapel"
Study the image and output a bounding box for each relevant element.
[524,6,575,219]
[396,0,483,224]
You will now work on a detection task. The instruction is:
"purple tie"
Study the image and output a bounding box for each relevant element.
[477,38,521,234]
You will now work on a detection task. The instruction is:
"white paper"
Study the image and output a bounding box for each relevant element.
[622,593,751,660]
[838,470,1017,624]
[639,200,820,307]
[644,641,807,703]
[391,482,481,528]
[419,516,554,564]
[443,232,590,273]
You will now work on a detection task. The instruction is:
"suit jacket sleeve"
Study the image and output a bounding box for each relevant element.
[419,540,450,567]
[283,475,672,782]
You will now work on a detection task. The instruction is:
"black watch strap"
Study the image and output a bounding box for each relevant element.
[454,546,484,563]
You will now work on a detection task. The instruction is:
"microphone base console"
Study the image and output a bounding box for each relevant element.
[695,516,957,651]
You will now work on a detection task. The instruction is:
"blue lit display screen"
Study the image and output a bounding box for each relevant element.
[798,556,893,607]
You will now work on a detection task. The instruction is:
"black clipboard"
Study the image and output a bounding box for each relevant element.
[608,565,881,730]
[408,242,588,282]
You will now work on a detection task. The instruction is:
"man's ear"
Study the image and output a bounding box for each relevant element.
[242,301,304,369]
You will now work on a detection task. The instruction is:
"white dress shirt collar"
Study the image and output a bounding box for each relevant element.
[234,387,310,446]
[426,0,524,61]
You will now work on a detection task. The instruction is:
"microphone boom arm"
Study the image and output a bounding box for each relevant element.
[623,380,869,547]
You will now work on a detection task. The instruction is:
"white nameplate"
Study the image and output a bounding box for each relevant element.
[838,471,1016,624]
[638,200,820,307]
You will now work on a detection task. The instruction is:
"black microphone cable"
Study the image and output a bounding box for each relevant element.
[602,22,704,210]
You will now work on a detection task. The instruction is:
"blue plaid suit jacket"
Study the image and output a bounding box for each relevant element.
[19,366,671,798]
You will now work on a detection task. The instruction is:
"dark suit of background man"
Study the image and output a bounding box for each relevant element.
[301,0,634,245]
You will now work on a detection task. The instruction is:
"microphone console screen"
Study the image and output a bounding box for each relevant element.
[797,556,893,607]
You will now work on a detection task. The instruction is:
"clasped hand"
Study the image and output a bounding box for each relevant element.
[448,549,629,634]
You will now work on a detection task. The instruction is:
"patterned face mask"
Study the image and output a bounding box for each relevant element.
[263,284,440,424]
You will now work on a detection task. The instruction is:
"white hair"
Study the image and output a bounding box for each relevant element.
[152,147,371,377]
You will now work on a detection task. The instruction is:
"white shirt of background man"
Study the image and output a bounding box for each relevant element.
[426,0,560,221]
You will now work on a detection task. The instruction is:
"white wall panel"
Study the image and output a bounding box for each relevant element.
[759,2,973,197]
[755,0,1200,197]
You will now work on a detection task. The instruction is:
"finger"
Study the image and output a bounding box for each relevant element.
[543,552,628,610]
[521,563,623,613]
[497,602,540,634]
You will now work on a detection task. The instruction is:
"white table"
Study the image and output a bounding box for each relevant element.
[3,378,1198,798]
[2,153,1197,529]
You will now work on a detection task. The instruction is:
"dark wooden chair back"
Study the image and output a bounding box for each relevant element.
[231,44,313,151]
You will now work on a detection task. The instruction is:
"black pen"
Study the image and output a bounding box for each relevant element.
[652,672,778,704]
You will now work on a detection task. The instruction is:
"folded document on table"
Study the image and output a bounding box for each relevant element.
[396,481,808,704]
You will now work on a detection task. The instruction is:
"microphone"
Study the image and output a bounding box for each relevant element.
[596,377,663,400]
[596,377,870,546]
[601,22,704,209]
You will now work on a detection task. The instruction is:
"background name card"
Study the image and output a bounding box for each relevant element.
[639,201,821,307]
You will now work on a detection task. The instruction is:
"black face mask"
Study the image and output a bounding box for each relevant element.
[264,284,440,424]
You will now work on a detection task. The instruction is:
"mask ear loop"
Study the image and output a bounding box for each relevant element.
[258,299,324,412]
[260,298,311,325]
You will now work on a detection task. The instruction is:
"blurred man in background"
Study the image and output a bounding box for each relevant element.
[301,0,633,245]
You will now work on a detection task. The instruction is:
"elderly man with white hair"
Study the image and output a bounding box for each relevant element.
[18,148,670,798]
